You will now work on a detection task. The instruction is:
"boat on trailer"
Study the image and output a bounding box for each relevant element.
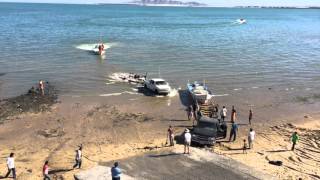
[187,81,213,104]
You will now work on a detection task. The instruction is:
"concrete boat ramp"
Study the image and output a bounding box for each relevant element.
[75,147,274,180]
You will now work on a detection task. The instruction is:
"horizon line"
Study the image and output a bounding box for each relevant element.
[0,1,319,8]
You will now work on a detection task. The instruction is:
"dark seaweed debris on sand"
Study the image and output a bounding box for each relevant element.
[0,83,58,121]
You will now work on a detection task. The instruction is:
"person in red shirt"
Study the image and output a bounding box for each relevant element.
[101,43,105,51]
[43,160,50,180]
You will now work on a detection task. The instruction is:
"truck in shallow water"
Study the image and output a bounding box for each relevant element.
[191,116,227,145]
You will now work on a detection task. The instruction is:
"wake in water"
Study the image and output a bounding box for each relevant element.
[231,19,247,25]
[100,91,139,97]
[107,72,146,85]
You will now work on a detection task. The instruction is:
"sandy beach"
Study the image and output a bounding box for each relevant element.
[0,87,319,180]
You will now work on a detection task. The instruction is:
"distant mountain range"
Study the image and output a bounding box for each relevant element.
[129,0,206,7]
[235,6,320,9]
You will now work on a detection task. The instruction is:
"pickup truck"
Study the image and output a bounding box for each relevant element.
[191,116,227,145]
[144,78,171,95]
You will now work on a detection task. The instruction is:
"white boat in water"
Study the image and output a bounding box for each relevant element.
[236,19,247,24]
[187,81,213,104]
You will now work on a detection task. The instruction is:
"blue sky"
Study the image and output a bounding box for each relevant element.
[1,0,319,7]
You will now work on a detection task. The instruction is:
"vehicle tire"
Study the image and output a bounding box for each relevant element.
[155,89,159,94]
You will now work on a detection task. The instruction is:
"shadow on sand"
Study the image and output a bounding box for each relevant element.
[266,149,289,153]
[49,168,73,174]
[149,153,182,158]
[162,119,190,122]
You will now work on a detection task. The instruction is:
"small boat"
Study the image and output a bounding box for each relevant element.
[237,19,246,24]
[187,81,213,104]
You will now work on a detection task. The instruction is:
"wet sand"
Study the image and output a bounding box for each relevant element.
[0,89,319,179]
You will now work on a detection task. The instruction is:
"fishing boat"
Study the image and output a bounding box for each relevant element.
[187,81,213,104]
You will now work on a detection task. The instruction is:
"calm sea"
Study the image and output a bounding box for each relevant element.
[0,3,320,98]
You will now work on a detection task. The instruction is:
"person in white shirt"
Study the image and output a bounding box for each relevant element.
[248,128,255,149]
[184,129,191,154]
[73,145,82,169]
[5,153,16,179]
[220,106,227,121]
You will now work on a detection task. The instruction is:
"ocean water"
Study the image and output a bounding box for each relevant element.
[0,3,320,98]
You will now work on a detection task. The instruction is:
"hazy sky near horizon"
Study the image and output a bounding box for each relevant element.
[1,0,319,7]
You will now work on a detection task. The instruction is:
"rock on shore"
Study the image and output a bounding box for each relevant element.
[0,83,57,121]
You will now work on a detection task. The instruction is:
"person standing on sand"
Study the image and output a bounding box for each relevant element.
[220,106,227,121]
[229,122,238,142]
[192,103,198,121]
[213,106,219,118]
[248,128,255,149]
[187,105,194,121]
[243,139,247,154]
[5,153,16,179]
[167,125,175,146]
[43,160,50,180]
[249,109,253,125]
[184,129,191,154]
[291,132,299,151]
[231,106,236,123]
[111,162,121,180]
[73,145,82,169]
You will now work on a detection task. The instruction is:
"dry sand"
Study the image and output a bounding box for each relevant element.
[0,94,319,179]
[214,119,320,180]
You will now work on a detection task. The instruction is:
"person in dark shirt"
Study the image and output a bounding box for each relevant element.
[249,109,253,125]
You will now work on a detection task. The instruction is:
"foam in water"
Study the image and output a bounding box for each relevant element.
[99,91,139,97]
[233,88,242,91]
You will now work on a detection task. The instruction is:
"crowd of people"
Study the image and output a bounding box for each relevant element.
[179,104,300,155]
[2,99,299,179]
